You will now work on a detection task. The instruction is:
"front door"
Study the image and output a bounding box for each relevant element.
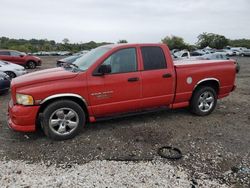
[10,51,24,65]
[88,47,142,116]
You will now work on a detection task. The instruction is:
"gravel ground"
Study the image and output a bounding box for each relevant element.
[0,160,228,188]
[0,56,249,187]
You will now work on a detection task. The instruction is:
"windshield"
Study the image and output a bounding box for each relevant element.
[73,46,111,71]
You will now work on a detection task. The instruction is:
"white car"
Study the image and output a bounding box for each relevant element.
[173,50,190,59]
[222,49,234,56]
[242,49,250,56]
[0,60,27,79]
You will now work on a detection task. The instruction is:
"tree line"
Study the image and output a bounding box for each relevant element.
[0,37,111,53]
[0,34,250,53]
[162,33,250,50]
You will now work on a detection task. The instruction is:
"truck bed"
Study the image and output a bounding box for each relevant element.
[172,59,236,107]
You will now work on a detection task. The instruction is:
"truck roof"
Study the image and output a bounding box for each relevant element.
[102,43,165,49]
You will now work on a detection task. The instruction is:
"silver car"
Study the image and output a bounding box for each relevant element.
[242,49,250,56]
[0,60,27,79]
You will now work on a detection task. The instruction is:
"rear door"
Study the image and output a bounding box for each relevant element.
[88,47,142,116]
[140,46,175,108]
[0,51,11,61]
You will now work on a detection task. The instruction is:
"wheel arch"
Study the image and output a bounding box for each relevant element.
[37,94,89,128]
[193,78,220,95]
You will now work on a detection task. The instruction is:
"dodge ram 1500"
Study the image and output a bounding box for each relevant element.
[8,44,236,140]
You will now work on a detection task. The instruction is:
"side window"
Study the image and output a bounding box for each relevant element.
[0,51,10,55]
[182,52,188,57]
[10,51,21,56]
[141,47,167,71]
[102,48,137,74]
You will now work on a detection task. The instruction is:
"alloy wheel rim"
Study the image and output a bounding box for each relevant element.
[49,108,79,136]
[29,62,35,68]
[198,91,214,112]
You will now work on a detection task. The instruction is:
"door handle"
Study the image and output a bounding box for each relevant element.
[128,77,139,82]
[162,73,172,78]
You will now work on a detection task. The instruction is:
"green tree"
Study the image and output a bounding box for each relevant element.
[197,32,229,49]
[62,38,70,44]
[161,35,188,50]
[229,39,250,48]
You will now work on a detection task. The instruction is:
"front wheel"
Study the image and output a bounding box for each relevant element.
[4,71,16,79]
[41,100,85,140]
[27,61,36,69]
[190,86,217,116]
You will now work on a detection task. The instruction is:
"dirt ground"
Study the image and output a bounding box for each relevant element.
[0,56,249,187]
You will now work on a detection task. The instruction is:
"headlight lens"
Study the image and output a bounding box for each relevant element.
[16,94,34,105]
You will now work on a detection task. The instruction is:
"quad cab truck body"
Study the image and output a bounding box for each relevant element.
[8,44,236,140]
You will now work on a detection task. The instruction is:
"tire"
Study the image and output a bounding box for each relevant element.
[4,71,16,79]
[41,100,85,140]
[190,86,217,116]
[27,61,36,69]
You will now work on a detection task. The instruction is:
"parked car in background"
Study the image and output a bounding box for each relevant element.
[0,50,42,69]
[222,49,234,56]
[190,50,205,56]
[57,51,72,56]
[199,52,229,60]
[195,52,240,73]
[57,51,89,67]
[242,49,250,56]
[231,49,243,56]
[0,60,27,79]
[57,54,85,67]
[173,50,190,59]
[171,49,179,55]
[0,71,10,94]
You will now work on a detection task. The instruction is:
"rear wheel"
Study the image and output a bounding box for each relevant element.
[41,100,85,140]
[4,71,16,79]
[190,86,217,116]
[27,61,36,69]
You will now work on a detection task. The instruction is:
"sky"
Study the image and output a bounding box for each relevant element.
[0,0,249,44]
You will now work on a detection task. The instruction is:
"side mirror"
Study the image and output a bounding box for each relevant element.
[93,64,111,76]
[19,54,24,57]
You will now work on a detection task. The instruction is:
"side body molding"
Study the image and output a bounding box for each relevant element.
[40,93,88,106]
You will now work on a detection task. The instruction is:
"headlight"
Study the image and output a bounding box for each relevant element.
[16,93,34,105]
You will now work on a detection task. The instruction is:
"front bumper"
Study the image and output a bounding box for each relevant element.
[7,100,40,132]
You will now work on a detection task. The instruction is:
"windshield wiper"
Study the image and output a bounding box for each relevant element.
[63,63,82,72]
[64,63,79,69]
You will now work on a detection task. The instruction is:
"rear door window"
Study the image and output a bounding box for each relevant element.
[0,51,10,55]
[141,47,167,70]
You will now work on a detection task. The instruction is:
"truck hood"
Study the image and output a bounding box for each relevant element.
[12,67,79,87]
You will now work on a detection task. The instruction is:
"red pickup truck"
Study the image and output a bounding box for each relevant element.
[8,44,236,140]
